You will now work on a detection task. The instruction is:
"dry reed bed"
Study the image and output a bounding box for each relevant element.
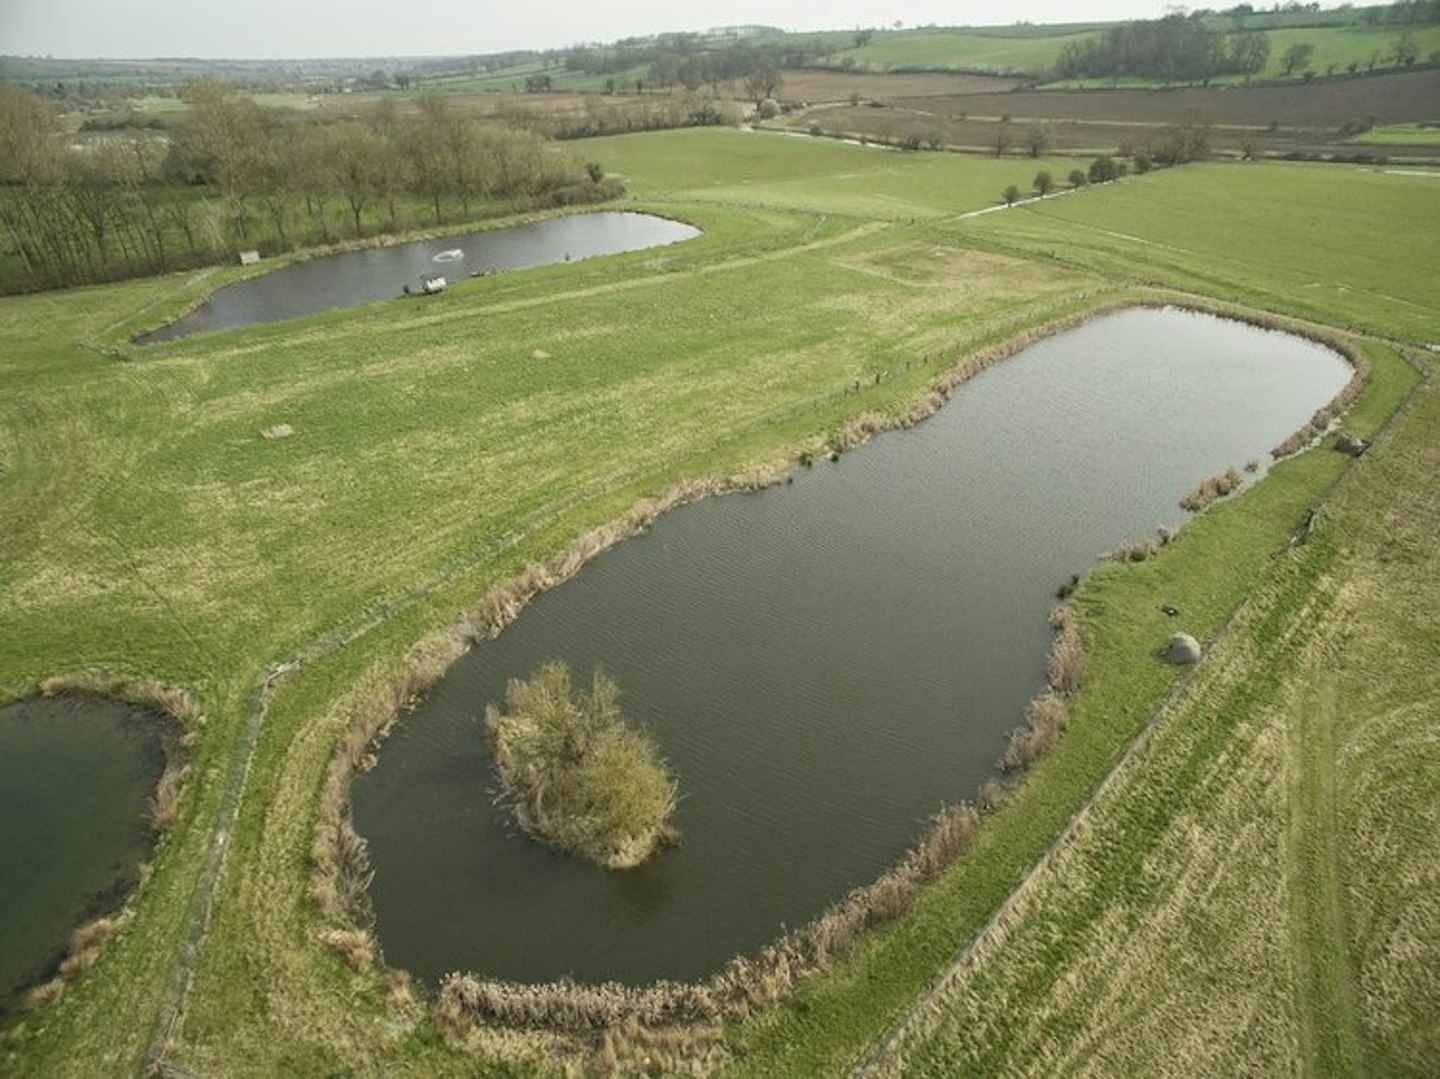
[14,673,198,1010]
[1180,466,1245,513]
[312,295,1364,1059]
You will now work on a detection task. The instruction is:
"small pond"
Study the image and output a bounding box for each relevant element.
[352,308,1351,987]
[138,211,700,343]
[0,695,170,1014]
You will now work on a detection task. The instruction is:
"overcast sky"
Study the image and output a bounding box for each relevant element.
[1,1,1194,60]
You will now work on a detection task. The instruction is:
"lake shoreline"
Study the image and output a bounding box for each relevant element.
[318,291,1362,1028]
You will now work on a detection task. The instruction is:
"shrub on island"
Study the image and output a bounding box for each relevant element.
[486,661,678,869]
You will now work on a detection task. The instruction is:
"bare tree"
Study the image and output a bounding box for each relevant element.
[1025,122,1053,158]
[993,120,1014,158]
[328,121,392,236]
[175,79,268,242]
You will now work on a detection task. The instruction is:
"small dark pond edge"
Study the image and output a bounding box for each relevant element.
[1,674,194,1019]
[125,206,704,349]
[314,293,1364,1038]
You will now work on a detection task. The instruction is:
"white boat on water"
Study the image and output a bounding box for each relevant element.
[432,248,464,262]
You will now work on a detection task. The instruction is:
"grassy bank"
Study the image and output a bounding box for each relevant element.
[718,336,1420,1078]
[0,129,1434,1076]
[867,345,1435,1077]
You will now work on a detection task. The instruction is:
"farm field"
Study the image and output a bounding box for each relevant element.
[1355,121,1440,144]
[818,27,1100,75]
[0,127,1436,1079]
[777,69,1025,103]
[594,126,1095,218]
[899,67,1440,128]
[777,68,1440,162]
[818,20,1440,83]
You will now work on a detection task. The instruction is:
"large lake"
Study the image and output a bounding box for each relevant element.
[138,212,700,343]
[352,308,1351,987]
[0,695,168,1014]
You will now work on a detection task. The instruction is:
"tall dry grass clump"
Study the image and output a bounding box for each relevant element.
[1103,539,1159,564]
[1001,604,1087,774]
[39,671,200,727]
[487,661,678,870]
[1180,466,1244,513]
[25,914,127,1010]
[1002,690,1069,771]
[1047,605,1087,696]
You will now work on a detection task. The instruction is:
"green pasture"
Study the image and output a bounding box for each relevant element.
[1353,122,1440,144]
[592,127,1093,218]
[422,60,650,95]
[0,129,1435,1077]
[826,22,1439,84]
[822,28,1094,74]
[1260,24,1440,76]
[960,162,1440,342]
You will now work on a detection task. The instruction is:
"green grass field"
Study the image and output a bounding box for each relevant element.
[593,127,1094,218]
[1261,25,1440,77]
[421,59,652,95]
[822,28,1098,74]
[825,22,1440,84]
[0,130,1435,1077]
[1354,122,1440,144]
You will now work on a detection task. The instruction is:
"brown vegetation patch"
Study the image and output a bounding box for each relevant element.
[1180,466,1245,513]
[778,69,1025,104]
[905,68,1440,129]
[793,69,1440,159]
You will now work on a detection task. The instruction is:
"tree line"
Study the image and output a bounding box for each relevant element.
[1055,14,1272,83]
[0,81,612,293]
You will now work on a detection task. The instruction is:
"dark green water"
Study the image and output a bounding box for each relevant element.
[352,308,1351,987]
[0,695,168,1013]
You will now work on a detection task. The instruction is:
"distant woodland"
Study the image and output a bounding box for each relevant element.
[0,82,621,292]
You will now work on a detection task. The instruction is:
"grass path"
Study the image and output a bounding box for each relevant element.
[1287,666,1364,1077]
